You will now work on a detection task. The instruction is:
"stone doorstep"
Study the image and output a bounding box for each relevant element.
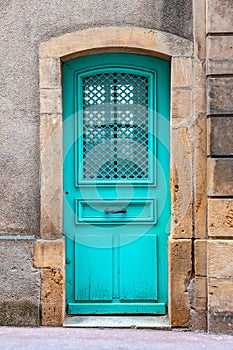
[63,315,171,329]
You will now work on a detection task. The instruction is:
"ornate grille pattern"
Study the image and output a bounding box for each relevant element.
[81,72,149,181]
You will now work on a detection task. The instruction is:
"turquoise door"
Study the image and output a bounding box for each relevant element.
[63,53,170,314]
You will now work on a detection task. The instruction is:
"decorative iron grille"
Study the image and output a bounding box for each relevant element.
[81,72,149,181]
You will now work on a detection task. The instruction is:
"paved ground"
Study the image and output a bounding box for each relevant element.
[0,327,233,350]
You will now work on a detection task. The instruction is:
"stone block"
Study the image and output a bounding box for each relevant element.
[40,114,63,239]
[195,277,207,312]
[40,88,62,114]
[195,240,207,276]
[208,117,233,156]
[208,199,233,237]
[207,78,233,115]
[208,240,233,278]
[207,0,233,33]
[41,269,65,326]
[208,158,233,196]
[190,310,207,331]
[209,278,233,313]
[194,61,206,114]
[171,90,192,125]
[169,238,192,327]
[0,240,40,302]
[39,58,61,89]
[207,36,233,75]
[193,0,206,60]
[34,239,65,269]
[208,313,233,335]
[171,57,192,88]
[40,113,62,153]
[194,113,207,239]
[40,205,63,240]
[171,201,193,239]
[171,127,193,238]
[40,27,193,60]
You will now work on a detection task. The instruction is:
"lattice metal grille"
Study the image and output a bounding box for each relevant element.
[81,72,150,181]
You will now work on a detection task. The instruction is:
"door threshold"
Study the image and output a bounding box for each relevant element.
[63,315,171,329]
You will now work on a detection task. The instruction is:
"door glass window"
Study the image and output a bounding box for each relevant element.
[82,72,149,181]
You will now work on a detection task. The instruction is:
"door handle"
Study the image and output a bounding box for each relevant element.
[104,208,127,214]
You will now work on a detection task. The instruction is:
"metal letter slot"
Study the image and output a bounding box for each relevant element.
[104,208,127,214]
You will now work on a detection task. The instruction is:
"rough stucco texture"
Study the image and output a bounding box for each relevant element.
[0,240,40,325]
[0,1,192,235]
[0,240,40,299]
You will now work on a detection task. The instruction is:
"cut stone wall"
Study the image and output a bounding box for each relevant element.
[177,0,208,331]
[33,239,65,326]
[172,0,233,334]
[206,0,233,335]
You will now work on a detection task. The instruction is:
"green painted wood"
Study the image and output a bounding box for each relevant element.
[63,53,170,315]
[67,302,166,315]
[75,199,156,223]
[75,236,113,301]
[119,235,157,301]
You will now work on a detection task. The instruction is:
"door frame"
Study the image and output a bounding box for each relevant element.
[37,26,196,326]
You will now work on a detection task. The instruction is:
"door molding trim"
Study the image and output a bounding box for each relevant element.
[38,26,195,326]
[39,26,193,60]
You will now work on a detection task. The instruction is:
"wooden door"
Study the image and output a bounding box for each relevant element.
[63,53,170,314]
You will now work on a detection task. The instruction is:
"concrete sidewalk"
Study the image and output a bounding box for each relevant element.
[0,327,233,350]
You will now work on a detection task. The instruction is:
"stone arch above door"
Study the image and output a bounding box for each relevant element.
[37,26,195,326]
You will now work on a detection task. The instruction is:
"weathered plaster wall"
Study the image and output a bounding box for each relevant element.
[0,0,193,326]
[0,0,193,236]
[0,0,191,237]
